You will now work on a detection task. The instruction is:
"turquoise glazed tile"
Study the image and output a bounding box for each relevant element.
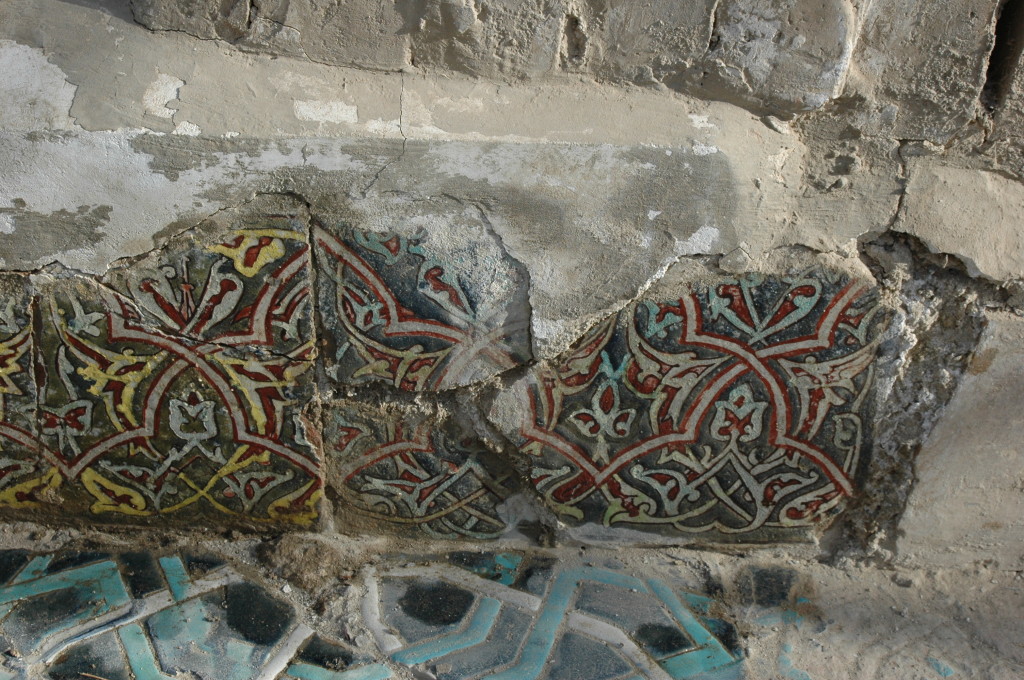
[365,551,744,679]
[0,547,754,679]
[0,549,386,680]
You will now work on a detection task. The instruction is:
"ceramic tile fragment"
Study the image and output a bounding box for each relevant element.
[103,194,314,354]
[0,273,51,509]
[312,202,531,392]
[26,197,321,526]
[325,401,517,539]
[367,551,744,679]
[492,270,887,540]
[0,549,386,680]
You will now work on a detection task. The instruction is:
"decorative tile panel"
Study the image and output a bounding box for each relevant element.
[0,274,48,509]
[26,200,321,526]
[493,270,886,539]
[312,214,531,392]
[0,549,388,679]
[365,551,743,679]
[325,401,516,539]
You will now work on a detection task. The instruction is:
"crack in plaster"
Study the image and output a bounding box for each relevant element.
[359,74,409,198]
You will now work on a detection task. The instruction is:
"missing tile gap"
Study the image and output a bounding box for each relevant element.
[982,0,1024,111]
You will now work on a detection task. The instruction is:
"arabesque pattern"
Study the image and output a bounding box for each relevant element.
[7,202,321,525]
[313,223,532,392]
[0,202,889,540]
[0,274,41,509]
[498,271,885,537]
[326,404,515,539]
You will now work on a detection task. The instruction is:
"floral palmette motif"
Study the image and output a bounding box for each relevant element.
[328,408,513,539]
[508,272,886,536]
[314,225,531,391]
[24,206,322,525]
[0,275,51,506]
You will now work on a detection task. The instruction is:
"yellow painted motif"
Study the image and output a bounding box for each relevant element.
[210,229,297,277]
[0,468,61,508]
[268,479,320,526]
[163,445,267,515]
[82,468,149,516]
[214,349,313,434]
[0,326,31,423]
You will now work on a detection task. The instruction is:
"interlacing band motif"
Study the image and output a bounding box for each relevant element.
[0,217,321,524]
[510,272,885,534]
[331,411,513,539]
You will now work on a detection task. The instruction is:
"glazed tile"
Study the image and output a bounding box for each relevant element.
[324,401,516,539]
[312,201,531,392]
[28,196,321,524]
[492,270,888,540]
[366,551,744,679]
[0,549,385,680]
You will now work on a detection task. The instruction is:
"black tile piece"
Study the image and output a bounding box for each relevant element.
[118,552,166,598]
[45,552,111,574]
[223,582,294,646]
[0,550,30,584]
[47,633,131,680]
[296,635,356,670]
[183,553,227,578]
[634,623,692,656]
[398,581,475,627]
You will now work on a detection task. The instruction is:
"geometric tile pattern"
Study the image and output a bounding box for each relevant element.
[0,197,321,527]
[325,402,517,539]
[312,220,531,392]
[0,548,743,679]
[495,271,886,538]
[366,551,744,679]
[0,549,388,680]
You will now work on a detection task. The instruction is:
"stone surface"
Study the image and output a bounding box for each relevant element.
[128,0,857,115]
[898,312,1024,570]
[131,0,410,70]
[899,160,1024,280]
[669,0,856,113]
[851,0,998,142]
[492,268,887,541]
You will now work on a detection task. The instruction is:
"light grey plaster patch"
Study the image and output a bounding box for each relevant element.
[898,311,1024,570]
[0,131,234,272]
[0,39,78,131]
[898,160,1024,281]
[412,142,738,356]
